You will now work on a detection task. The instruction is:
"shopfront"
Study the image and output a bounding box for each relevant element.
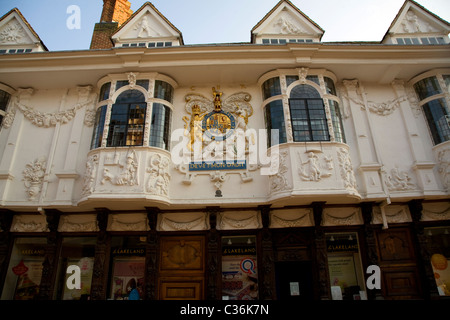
[0,202,449,301]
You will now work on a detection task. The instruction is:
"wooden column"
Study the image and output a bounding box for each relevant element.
[206,206,220,300]
[361,202,382,300]
[259,205,276,300]
[0,209,13,298]
[408,199,440,299]
[38,209,61,300]
[312,202,330,300]
[91,208,110,300]
[145,207,159,300]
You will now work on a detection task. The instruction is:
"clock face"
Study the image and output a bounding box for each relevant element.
[202,110,236,141]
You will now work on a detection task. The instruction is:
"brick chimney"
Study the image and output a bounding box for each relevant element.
[90,0,133,49]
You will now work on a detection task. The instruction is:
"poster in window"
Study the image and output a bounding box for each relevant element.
[222,246,258,300]
[327,255,358,290]
[111,258,144,300]
[13,260,43,300]
[62,257,94,300]
[431,253,450,296]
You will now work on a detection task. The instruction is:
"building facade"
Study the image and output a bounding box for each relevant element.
[0,0,449,301]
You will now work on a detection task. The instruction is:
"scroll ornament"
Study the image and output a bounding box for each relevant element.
[3,97,95,129]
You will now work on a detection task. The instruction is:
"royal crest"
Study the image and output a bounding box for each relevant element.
[183,87,253,150]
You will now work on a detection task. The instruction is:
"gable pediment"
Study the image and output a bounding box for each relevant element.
[112,2,183,46]
[259,8,316,36]
[0,8,46,51]
[252,0,324,43]
[384,0,449,43]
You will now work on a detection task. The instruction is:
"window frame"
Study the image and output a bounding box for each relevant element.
[289,97,330,142]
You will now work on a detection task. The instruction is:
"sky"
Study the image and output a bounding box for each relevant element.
[0,0,449,51]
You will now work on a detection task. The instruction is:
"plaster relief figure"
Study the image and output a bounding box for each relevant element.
[382,166,416,191]
[275,16,301,34]
[82,154,99,195]
[135,16,160,37]
[23,156,47,201]
[101,151,139,186]
[147,154,171,196]
[298,151,333,181]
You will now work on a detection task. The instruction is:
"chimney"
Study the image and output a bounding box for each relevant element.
[90,0,133,50]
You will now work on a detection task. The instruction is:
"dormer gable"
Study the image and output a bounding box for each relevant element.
[251,0,324,44]
[112,2,183,48]
[382,0,450,45]
[0,8,47,54]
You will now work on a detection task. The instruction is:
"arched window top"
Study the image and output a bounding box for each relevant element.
[290,84,321,99]
[115,89,146,104]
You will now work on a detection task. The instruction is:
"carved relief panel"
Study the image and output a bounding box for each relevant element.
[159,236,205,273]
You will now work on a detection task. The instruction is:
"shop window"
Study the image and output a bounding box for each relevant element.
[54,237,96,300]
[221,235,258,300]
[1,237,47,300]
[425,226,450,296]
[326,232,366,300]
[108,236,146,300]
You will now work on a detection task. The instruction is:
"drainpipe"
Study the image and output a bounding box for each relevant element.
[379,198,391,230]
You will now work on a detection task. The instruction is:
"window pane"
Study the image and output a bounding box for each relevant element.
[116,90,145,104]
[262,77,281,100]
[329,100,346,143]
[154,81,174,103]
[264,100,286,147]
[306,75,320,85]
[115,80,129,91]
[107,104,128,147]
[149,103,171,150]
[290,84,321,99]
[136,80,149,91]
[414,76,442,100]
[107,90,147,147]
[422,98,450,144]
[324,77,336,95]
[0,89,11,112]
[289,96,329,142]
[286,75,299,87]
[99,83,111,102]
[126,103,146,146]
[90,105,107,149]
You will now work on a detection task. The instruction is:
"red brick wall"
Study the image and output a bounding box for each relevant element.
[112,0,133,26]
[90,0,132,49]
[89,22,118,49]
